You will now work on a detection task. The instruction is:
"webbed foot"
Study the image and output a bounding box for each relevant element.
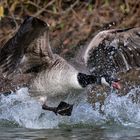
[42,101,73,116]
[56,101,73,116]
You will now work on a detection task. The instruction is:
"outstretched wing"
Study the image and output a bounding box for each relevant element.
[84,27,140,77]
[0,16,53,75]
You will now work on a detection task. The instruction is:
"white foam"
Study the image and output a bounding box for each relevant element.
[0,87,140,129]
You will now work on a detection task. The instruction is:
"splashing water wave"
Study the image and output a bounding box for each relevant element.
[0,87,140,129]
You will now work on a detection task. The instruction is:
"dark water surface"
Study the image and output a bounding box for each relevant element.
[0,87,140,140]
[0,125,140,140]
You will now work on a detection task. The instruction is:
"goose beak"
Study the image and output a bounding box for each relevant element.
[112,81,121,90]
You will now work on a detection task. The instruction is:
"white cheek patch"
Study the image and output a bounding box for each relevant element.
[101,77,110,87]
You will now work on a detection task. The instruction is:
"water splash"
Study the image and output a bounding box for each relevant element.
[0,87,140,129]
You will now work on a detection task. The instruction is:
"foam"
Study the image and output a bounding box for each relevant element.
[0,87,140,129]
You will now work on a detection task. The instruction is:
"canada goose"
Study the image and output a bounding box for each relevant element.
[0,16,119,116]
[83,27,140,111]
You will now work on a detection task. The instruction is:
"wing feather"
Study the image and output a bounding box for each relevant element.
[0,16,50,75]
[84,27,140,77]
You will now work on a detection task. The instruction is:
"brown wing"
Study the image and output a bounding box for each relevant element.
[0,16,52,75]
[84,27,140,77]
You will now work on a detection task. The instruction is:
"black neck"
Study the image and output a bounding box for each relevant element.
[77,73,97,88]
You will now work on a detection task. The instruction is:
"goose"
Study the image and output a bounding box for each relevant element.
[0,16,119,116]
[82,27,140,111]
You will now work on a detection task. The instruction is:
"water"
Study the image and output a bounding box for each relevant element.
[1,126,140,140]
[0,87,140,139]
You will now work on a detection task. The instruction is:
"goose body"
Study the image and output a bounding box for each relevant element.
[0,17,83,95]
[0,16,104,115]
[30,54,82,98]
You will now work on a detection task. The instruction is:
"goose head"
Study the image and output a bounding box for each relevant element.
[100,75,121,90]
[77,73,121,89]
